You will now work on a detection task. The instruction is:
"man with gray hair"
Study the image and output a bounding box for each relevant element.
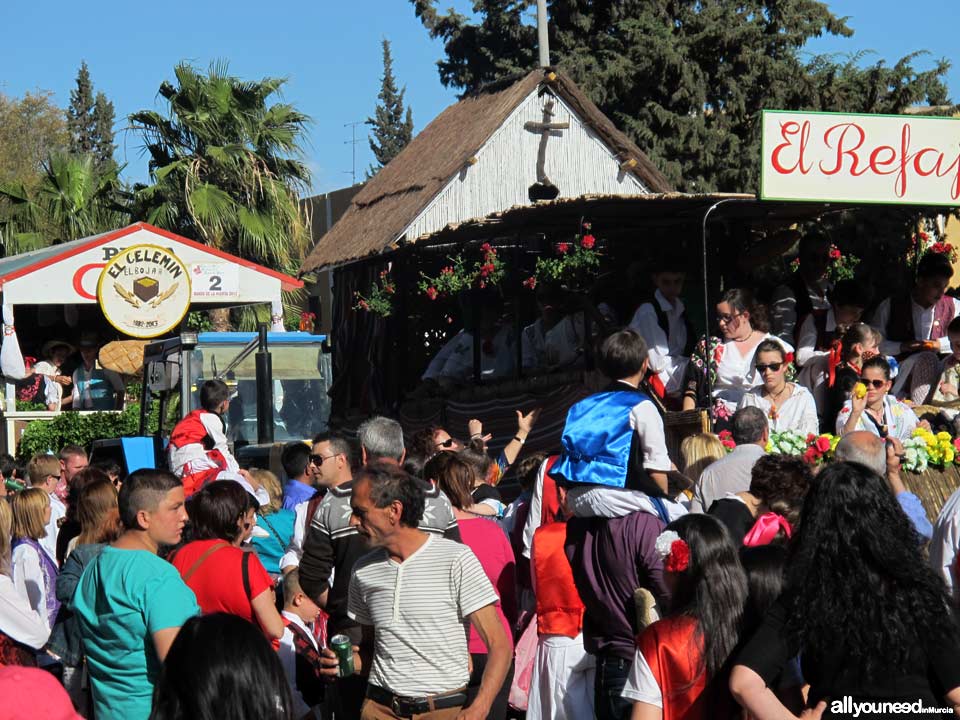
[299,416,459,720]
[834,431,932,540]
[690,406,768,513]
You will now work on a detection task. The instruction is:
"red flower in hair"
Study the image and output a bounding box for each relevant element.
[665,540,690,572]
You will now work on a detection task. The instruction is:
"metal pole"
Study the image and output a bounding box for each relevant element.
[537,0,550,68]
[256,324,275,444]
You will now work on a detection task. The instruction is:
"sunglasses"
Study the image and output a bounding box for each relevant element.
[309,454,338,466]
[756,362,783,373]
[435,438,457,449]
[863,379,887,389]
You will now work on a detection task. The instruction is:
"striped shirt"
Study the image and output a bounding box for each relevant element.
[347,534,498,696]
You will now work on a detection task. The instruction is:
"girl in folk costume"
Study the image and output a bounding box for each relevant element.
[929,316,960,433]
[794,280,869,412]
[167,379,242,498]
[0,500,50,666]
[871,251,960,404]
[628,255,694,405]
[737,340,819,437]
[682,289,793,429]
[836,356,918,441]
[622,514,747,720]
[528,482,594,720]
[824,323,880,430]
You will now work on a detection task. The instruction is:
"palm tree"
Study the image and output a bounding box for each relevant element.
[0,153,128,255]
[130,62,312,330]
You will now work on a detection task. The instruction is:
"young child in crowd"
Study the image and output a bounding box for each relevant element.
[26,454,63,563]
[278,569,325,719]
[552,329,687,523]
[622,514,747,719]
[931,317,960,432]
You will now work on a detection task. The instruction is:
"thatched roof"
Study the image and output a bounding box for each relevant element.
[301,68,674,272]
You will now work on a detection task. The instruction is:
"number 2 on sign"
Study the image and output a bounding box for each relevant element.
[209,275,222,292]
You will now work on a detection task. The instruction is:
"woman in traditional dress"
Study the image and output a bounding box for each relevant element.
[836,355,918,441]
[731,462,960,718]
[622,514,747,719]
[824,323,880,430]
[738,340,819,436]
[0,500,49,666]
[683,289,793,427]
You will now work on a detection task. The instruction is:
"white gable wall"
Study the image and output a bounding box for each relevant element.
[402,89,649,242]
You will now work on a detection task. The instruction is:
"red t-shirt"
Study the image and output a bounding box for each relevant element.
[170,539,273,623]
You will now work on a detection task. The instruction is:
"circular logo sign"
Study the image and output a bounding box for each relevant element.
[97,244,192,339]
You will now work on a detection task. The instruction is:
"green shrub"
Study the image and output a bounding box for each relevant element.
[16,403,161,460]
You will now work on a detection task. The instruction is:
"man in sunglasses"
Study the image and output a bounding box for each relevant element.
[299,417,460,720]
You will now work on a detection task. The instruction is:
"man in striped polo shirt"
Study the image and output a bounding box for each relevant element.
[319,462,511,720]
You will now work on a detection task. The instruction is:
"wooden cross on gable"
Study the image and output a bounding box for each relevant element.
[524,97,569,200]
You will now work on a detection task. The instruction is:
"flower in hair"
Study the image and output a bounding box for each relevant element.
[655,530,691,573]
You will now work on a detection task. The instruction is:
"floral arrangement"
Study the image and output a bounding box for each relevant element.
[298,311,316,332]
[802,433,840,465]
[765,430,809,456]
[655,530,690,573]
[906,427,956,470]
[906,226,957,268]
[419,242,504,300]
[525,221,600,291]
[718,430,736,452]
[790,243,860,282]
[353,269,396,317]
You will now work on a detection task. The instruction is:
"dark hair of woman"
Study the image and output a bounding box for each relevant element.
[740,544,788,636]
[719,288,769,333]
[149,612,293,720]
[840,323,876,362]
[458,446,494,486]
[748,454,812,531]
[406,425,445,467]
[784,462,959,678]
[861,354,892,380]
[423,452,475,510]
[753,339,786,364]
[64,467,110,526]
[665,513,748,679]
[186,480,255,544]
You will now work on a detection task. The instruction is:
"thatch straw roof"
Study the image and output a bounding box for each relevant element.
[301,68,673,272]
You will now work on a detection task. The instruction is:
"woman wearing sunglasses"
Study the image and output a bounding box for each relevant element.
[836,356,918,441]
[737,340,819,436]
[684,289,793,420]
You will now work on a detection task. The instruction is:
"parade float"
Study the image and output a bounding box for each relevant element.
[0,222,328,461]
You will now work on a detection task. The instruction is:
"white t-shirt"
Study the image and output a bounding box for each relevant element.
[11,543,51,629]
[737,383,819,436]
[347,534,498,696]
[280,500,311,570]
[0,574,50,649]
[622,646,663,707]
[629,290,690,394]
[32,361,63,409]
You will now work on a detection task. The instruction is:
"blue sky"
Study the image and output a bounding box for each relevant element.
[1,0,955,195]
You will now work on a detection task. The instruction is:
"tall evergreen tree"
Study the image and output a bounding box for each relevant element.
[410,0,953,193]
[67,61,95,155]
[92,92,116,168]
[67,62,116,168]
[367,39,415,175]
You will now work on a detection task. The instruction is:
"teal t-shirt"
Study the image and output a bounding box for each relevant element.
[73,546,199,720]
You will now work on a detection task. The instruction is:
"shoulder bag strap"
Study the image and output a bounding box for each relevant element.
[182,541,230,583]
[242,550,252,600]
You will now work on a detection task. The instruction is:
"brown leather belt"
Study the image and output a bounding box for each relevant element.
[366,684,467,718]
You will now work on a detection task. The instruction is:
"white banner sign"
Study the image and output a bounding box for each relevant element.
[190,262,240,298]
[761,110,960,206]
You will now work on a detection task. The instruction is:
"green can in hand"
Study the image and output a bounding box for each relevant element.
[330,634,354,677]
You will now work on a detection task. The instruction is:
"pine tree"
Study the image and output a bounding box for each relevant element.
[92,92,116,168]
[409,0,953,193]
[67,61,95,155]
[367,39,415,175]
[67,62,116,168]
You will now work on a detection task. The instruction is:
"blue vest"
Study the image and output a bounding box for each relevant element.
[551,388,670,523]
[551,388,649,489]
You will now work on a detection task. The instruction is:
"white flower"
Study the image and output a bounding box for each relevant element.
[655,530,681,559]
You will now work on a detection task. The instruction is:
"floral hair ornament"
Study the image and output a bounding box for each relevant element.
[743,512,792,548]
[655,530,691,573]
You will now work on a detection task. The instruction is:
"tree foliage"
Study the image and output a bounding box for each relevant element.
[67,62,116,169]
[409,0,953,192]
[367,39,415,175]
[0,91,69,189]
[129,62,312,329]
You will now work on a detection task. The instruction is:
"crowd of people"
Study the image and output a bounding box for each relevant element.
[3,229,960,719]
